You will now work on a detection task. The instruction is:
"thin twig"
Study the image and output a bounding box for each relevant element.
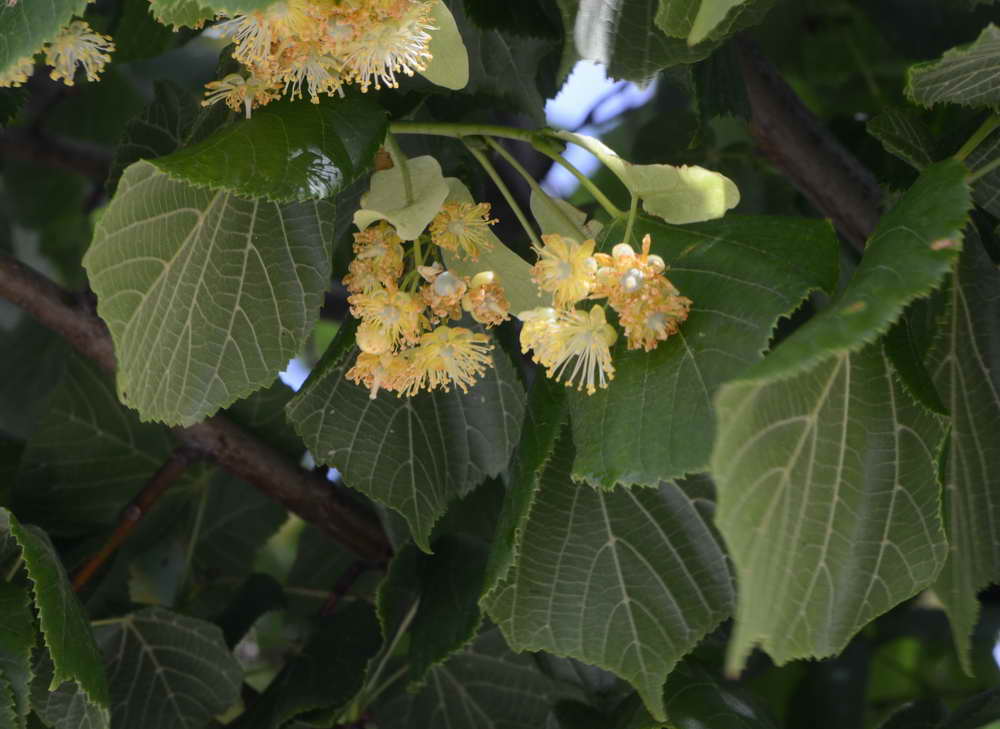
[73,448,197,592]
[319,560,373,616]
[0,255,391,562]
[736,37,882,251]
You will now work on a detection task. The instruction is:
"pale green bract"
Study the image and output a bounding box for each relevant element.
[528,188,602,243]
[419,0,470,90]
[354,155,450,241]
[84,161,334,426]
[553,130,740,224]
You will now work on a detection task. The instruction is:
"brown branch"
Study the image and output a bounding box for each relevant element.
[0,127,111,182]
[0,255,390,562]
[736,37,883,251]
[73,447,197,591]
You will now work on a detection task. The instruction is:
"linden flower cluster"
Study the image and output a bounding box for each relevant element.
[518,233,692,395]
[0,19,114,89]
[203,0,436,118]
[344,204,511,400]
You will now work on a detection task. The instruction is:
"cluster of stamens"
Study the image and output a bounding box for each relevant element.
[0,19,114,89]
[344,203,510,399]
[518,233,692,395]
[203,0,437,118]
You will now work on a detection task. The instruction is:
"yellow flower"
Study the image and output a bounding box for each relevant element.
[429,202,498,261]
[531,234,597,309]
[0,55,34,88]
[592,234,666,306]
[545,306,617,395]
[44,20,114,86]
[280,45,344,103]
[402,325,493,395]
[420,269,467,324]
[517,307,560,367]
[227,0,323,66]
[462,271,510,328]
[356,320,394,354]
[349,286,426,349]
[340,0,435,91]
[201,73,278,119]
[347,351,413,399]
[617,279,692,351]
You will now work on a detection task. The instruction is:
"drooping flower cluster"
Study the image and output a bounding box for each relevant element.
[0,19,114,88]
[518,233,692,395]
[344,204,511,399]
[203,0,436,118]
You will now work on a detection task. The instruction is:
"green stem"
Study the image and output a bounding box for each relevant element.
[482,136,587,240]
[967,154,1000,183]
[463,139,543,249]
[384,132,414,206]
[956,114,1000,162]
[532,139,624,218]
[365,664,409,706]
[363,599,419,706]
[390,120,538,145]
[181,487,209,595]
[391,120,624,218]
[623,194,639,246]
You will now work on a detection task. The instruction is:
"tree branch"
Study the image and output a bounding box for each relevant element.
[0,127,111,182]
[0,255,390,562]
[73,447,197,591]
[736,37,883,251]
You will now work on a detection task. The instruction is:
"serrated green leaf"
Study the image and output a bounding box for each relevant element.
[0,0,87,78]
[907,24,1000,109]
[866,109,937,170]
[94,608,242,729]
[0,511,110,722]
[13,354,173,535]
[712,343,948,672]
[420,1,469,90]
[444,0,553,123]
[29,651,108,729]
[152,96,387,203]
[928,233,1000,674]
[378,536,488,687]
[375,627,581,729]
[964,126,1000,218]
[84,161,335,426]
[286,325,526,552]
[687,0,750,44]
[739,160,970,383]
[482,376,567,603]
[441,178,545,314]
[484,427,734,722]
[568,215,839,487]
[147,0,214,29]
[884,302,949,416]
[354,155,450,241]
[0,581,34,728]
[554,130,739,224]
[230,601,381,729]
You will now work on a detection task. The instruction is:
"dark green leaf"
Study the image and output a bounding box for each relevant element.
[286,325,526,552]
[214,573,286,649]
[884,304,949,415]
[225,380,303,461]
[375,627,581,729]
[877,700,947,729]
[0,581,34,728]
[0,316,66,440]
[378,536,488,687]
[867,109,938,170]
[484,427,734,722]
[230,601,381,729]
[13,354,173,535]
[94,607,242,729]
[738,160,969,382]
[152,96,388,203]
[928,231,1000,674]
[285,524,355,614]
[907,24,1000,109]
[944,688,1000,729]
[147,0,214,29]
[964,126,1000,218]
[30,651,108,729]
[112,0,180,62]
[569,215,839,488]
[1,511,110,722]
[84,161,335,426]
